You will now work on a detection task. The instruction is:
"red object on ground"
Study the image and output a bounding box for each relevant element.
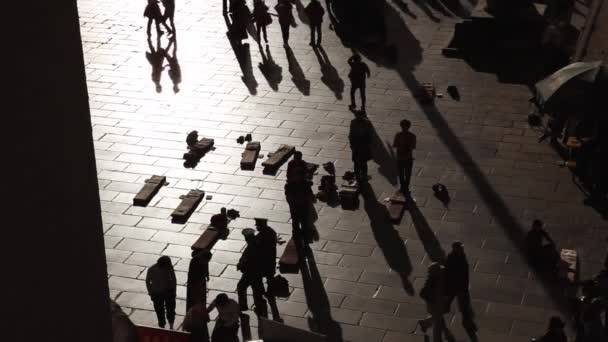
[136,325,190,342]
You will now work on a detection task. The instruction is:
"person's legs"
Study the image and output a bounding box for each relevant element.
[237,275,249,310]
[155,19,162,35]
[262,25,268,42]
[251,277,268,318]
[256,23,262,42]
[397,159,406,192]
[404,158,413,192]
[165,293,176,329]
[151,295,167,327]
[353,157,360,180]
[360,84,366,111]
[360,158,368,181]
[147,18,153,35]
[281,23,289,44]
[310,25,316,45]
[350,85,357,108]
[316,25,322,45]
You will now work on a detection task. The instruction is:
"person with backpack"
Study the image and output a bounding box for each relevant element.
[305,0,325,46]
[347,53,371,112]
[253,0,272,44]
[145,256,177,329]
[275,0,295,46]
[348,111,373,183]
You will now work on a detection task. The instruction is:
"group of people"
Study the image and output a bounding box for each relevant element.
[143,0,176,36]
[144,210,283,341]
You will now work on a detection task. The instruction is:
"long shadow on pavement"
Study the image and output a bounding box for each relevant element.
[312,46,345,100]
[223,0,258,95]
[359,183,415,294]
[368,118,399,187]
[285,46,311,95]
[407,197,447,262]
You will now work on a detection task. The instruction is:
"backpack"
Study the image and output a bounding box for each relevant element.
[268,275,290,297]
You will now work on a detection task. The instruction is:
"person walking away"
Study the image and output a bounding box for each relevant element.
[254,218,283,322]
[236,228,268,317]
[144,0,165,36]
[285,151,314,241]
[183,300,210,342]
[186,249,212,314]
[253,0,272,44]
[161,0,175,34]
[305,0,325,46]
[393,119,416,194]
[347,53,370,112]
[418,262,455,342]
[207,293,241,342]
[444,241,477,342]
[146,256,177,329]
[275,0,295,46]
[348,111,373,183]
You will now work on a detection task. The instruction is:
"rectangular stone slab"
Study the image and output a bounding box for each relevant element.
[262,144,295,169]
[191,226,220,251]
[240,141,261,170]
[133,175,167,207]
[171,189,205,223]
[279,238,299,274]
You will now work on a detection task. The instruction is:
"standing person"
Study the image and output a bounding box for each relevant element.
[444,242,478,342]
[183,300,210,342]
[144,0,165,36]
[254,218,283,322]
[236,228,268,317]
[161,0,176,34]
[207,293,241,342]
[230,0,250,44]
[418,263,455,342]
[285,151,314,241]
[253,0,272,44]
[393,119,416,194]
[305,0,325,46]
[186,249,212,314]
[275,0,295,46]
[145,256,177,329]
[348,111,373,183]
[347,53,371,112]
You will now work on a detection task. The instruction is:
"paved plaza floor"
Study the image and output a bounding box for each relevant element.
[78,0,607,341]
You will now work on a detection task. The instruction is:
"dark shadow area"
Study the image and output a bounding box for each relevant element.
[312,46,344,99]
[284,46,311,95]
[223,1,259,95]
[259,45,283,91]
[437,0,471,17]
[326,0,387,46]
[240,313,252,341]
[294,0,311,25]
[392,0,417,19]
[424,0,454,18]
[296,242,343,341]
[368,120,399,186]
[164,37,182,94]
[407,198,447,262]
[146,35,166,93]
[409,0,442,22]
[359,183,415,294]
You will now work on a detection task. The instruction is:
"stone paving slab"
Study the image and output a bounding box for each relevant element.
[76,0,608,340]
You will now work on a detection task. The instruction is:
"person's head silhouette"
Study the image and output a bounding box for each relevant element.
[400,119,411,132]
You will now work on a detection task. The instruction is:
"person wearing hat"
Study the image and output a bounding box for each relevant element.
[535,316,567,342]
[444,241,477,342]
[418,262,454,342]
[186,249,212,315]
[254,218,283,322]
[236,228,268,317]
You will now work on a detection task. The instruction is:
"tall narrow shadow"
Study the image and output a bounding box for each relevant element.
[407,198,447,262]
[259,45,283,91]
[284,46,311,95]
[223,4,258,95]
[312,46,344,99]
[146,35,166,93]
[297,242,343,341]
[359,183,415,294]
[164,37,182,94]
[368,120,399,186]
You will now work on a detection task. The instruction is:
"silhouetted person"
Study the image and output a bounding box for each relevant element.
[275,0,295,46]
[525,219,559,273]
[211,207,229,232]
[575,281,606,342]
[445,242,478,342]
[418,262,455,342]
[237,229,268,317]
[161,0,176,34]
[393,119,416,194]
[254,218,283,322]
[187,249,212,314]
[347,54,370,112]
[305,0,325,46]
[207,293,240,342]
[144,0,165,36]
[534,316,567,342]
[285,151,314,241]
[183,300,210,342]
[146,36,166,93]
[349,111,373,183]
[165,37,181,93]
[253,0,272,44]
[230,0,250,44]
[146,256,177,329]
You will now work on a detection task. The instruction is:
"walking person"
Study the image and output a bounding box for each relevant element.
[161,0,176,34]
[253,0,272,44]
[418,262,455,342]
[144,0,167,36]
[275,0,295,46]
[348,110,373,183]
[444,242,478,342]
[183,300,210,342]
[236,228,268,318]
[285,151,315,241]
[254,218,283,322]
[347,53,371,112]
[393,119,416,194]
[145,256,177,329]
[207,293,241,342]
[305,0,325,46]
[186,249,212,314]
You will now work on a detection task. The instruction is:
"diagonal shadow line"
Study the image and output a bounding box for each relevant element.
[407,196,447,262]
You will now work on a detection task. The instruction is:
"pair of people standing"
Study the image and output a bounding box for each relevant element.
[143,0,176,36]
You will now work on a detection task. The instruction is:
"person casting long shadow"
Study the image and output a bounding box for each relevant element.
[259,45,282,91]
[359,182,415,294]
[223,1,258,95]
[284,46,311,95]
[164,37,181,93]
[312,46,344,99]
[146,35,166,93]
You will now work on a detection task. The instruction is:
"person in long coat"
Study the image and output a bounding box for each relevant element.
[186,249,212,314]
[146,256,177,329]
